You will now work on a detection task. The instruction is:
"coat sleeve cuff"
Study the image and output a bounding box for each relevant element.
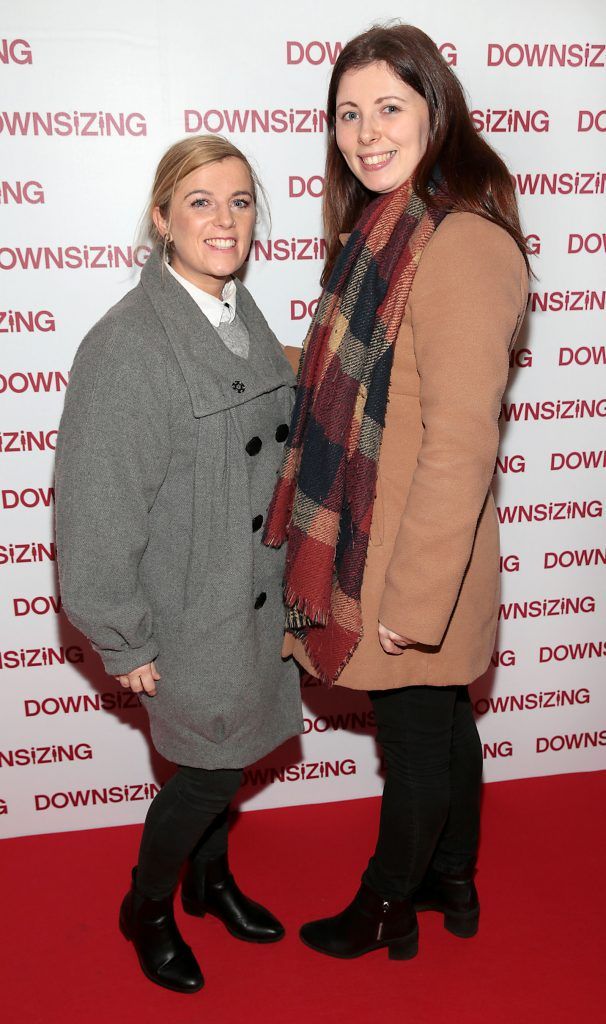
[378,588,447,648]
[95,640,160,677]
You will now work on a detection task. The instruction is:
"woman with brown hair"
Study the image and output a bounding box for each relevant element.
[264,24,529,960]
[55,135,303,993]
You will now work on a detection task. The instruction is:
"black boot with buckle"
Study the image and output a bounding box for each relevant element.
[299,882,418,960]
[120,868,204,994]
[413,864,480,938]
[181,853,285,943]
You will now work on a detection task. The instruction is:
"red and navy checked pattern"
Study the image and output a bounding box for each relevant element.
[264,179,448,684]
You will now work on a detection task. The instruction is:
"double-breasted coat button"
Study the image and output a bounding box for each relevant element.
[252,514,264,532]
[275,424,289,443]
[254,592,267,610]
[245,436,262,456]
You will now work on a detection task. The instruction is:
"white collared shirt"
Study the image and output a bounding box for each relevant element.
[166,262,237,327]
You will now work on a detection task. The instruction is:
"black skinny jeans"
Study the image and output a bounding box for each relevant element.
[136,765,243,899]
[363,684,483,901]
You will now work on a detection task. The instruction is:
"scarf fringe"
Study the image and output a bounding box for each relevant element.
[300,623,363,688]
[283,584,329,628]
[262,528,288,549]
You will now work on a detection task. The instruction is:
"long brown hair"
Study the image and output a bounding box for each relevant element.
[322,24,529,285]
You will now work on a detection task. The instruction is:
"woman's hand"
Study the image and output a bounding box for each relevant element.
[378,622,415,655]
[115,661,160,696]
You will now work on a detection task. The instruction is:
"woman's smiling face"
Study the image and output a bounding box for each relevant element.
[153,156,256,297]
[335,61,430,194]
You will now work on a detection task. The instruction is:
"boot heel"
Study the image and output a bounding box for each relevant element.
[387,927,418,960]
[119,906,132,941]
[444,909,479,939]
[181,894,207,918]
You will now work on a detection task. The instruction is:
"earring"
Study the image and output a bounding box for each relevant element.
[162,231,172,264]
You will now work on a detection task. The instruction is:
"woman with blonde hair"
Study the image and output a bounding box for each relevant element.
[55,135,303,993]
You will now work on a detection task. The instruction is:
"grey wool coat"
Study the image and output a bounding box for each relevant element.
[55,250,303,769]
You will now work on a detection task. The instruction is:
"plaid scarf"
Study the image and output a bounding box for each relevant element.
[263,178,448,684]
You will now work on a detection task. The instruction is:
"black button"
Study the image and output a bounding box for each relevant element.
[252,514,264,532]
[245,436,262,456]
[254,592,267,610]
[275,423,289,443]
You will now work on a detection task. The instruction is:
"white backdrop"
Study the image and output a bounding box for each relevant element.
[1,0,605,838]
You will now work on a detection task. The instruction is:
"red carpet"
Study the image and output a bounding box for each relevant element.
[2,771,604,1024]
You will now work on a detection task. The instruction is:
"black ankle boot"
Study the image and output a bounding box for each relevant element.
[120,869,204,993]
[413,865,480,938]
[182,853,285,943]
[299,882,418,960]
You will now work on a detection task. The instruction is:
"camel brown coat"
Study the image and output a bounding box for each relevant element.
[284,212,528,690]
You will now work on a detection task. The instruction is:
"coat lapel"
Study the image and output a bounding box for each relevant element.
[140,251,294,418]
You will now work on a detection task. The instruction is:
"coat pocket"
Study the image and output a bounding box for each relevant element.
[155,608,254,745]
